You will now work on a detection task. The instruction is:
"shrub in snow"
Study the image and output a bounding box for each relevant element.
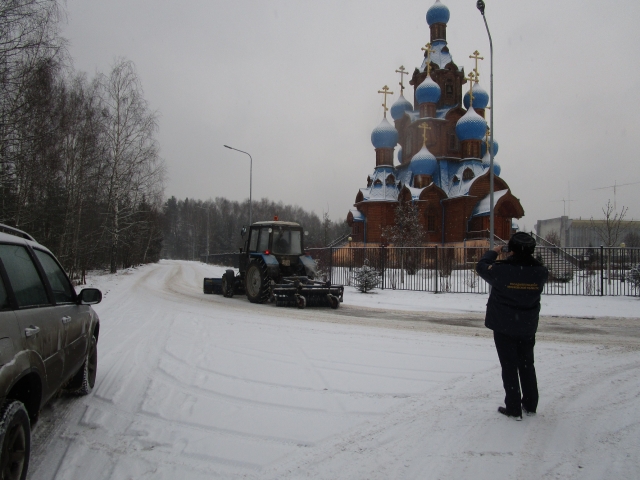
[352,259,380,293]
[627,264,640,291]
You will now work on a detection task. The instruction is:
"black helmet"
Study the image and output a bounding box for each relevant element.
[508,232,536,256]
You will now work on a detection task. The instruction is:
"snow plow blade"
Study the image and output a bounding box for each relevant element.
[272,277,344,309]
[203,277,222,294]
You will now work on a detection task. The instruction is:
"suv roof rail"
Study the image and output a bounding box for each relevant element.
[0,223,36,242]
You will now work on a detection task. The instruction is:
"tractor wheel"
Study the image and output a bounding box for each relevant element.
[327,294,339,309]
[222,270,235,297]
[296,295,306,309]
[245,261,270,304]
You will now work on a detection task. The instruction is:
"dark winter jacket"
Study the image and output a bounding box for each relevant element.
[476,250,549,337]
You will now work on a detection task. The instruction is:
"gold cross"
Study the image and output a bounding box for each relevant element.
[418,122,431,146]
[485,127,491,153]
[395,66,409,95]
[422,43,435,77]
[378,85,394,117]
[469,50,484,80]
[466,71,476,107]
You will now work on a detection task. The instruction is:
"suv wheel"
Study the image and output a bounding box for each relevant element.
[66,336,97,396]
[0,400,30,480]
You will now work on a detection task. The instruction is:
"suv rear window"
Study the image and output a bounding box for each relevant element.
[0,245,49,307]
[0,275,8,310]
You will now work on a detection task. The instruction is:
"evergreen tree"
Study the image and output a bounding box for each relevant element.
[628,264,640,291]
[352,259,380,293]
[382,201,425,247]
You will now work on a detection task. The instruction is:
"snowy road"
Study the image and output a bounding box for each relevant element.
[28,261,640,479]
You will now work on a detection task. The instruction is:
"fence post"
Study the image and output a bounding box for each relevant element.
[600,245,604,296]
[380,244,386,290]
[329,246,333,285]
[435,245,439,294]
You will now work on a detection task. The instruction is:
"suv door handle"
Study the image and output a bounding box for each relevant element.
[25,326,40,338]
[61,316,72,325]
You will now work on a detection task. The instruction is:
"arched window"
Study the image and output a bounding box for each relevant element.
[463,168,475,181]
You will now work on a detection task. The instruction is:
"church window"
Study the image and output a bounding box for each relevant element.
[462,168,475,181]
[386,174,396,185]
[453,175,460,183]
[374,179,382,186]
[445,82,453,97]
[427,215,436,232]
[448,134,459,151]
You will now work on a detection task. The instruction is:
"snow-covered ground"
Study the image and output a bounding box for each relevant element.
[28,260,640,479]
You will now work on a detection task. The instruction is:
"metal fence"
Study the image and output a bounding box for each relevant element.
[306,246,640,297]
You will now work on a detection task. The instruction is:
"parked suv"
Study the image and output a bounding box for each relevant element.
[0,224,101,480]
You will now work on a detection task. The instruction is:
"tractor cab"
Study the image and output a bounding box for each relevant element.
[240,221,309,279]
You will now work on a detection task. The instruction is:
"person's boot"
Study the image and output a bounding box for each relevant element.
[498,406,522,421]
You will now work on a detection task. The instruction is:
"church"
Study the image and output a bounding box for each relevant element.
[347,0,524,245]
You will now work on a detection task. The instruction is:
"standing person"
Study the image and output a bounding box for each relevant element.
[476,232,549,420]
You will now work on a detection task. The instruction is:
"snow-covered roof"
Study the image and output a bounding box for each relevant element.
[421,40,454,71]
[444,160,485,198]
[349,209,365,222]
[358,166,399,203]
[471,189,509,217]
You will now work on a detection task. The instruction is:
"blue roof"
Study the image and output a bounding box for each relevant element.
[358,166,399,203]
[390,94,413,121]
[410,145,437,176]
[421,41,454,72]
[463,83,489,109]
[371,117,398,149]
[481,152,501,176]
[426,0,450,26]
[416,76,441,106]
[456,107,487,141]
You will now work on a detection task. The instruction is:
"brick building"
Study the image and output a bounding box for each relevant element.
[347,0,523,245]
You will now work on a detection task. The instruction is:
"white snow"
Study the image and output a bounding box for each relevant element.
[29,260,640,479]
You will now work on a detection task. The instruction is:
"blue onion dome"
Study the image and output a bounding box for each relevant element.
[481,153,501,176]
[410,144,437,175]
[463,82,489,109]
[390,94,413,121]
[456,107,487,142]
[481,135,499,157]
[416,75,441,105]
[371,117,399,149]
[427,0,450,26]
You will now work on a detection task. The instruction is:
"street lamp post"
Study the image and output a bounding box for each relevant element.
[476,0,495,249]
[196,205,210,262]
[224,145,253,225]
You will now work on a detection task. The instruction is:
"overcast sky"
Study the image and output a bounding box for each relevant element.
[61,0,640,230]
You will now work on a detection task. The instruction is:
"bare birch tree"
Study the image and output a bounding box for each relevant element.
[98,59,164,272]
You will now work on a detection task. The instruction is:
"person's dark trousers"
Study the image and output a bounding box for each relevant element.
[493,331,539,416]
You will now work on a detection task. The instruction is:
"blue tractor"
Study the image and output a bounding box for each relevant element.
[205,220,343,309]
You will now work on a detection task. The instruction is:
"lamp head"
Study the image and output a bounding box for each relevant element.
[476,0,485,15]
[224,145,232,149]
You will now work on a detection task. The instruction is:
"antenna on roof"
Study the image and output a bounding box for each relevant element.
[593,180,640,211]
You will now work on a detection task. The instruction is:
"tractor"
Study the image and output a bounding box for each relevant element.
[204,219,343,309]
